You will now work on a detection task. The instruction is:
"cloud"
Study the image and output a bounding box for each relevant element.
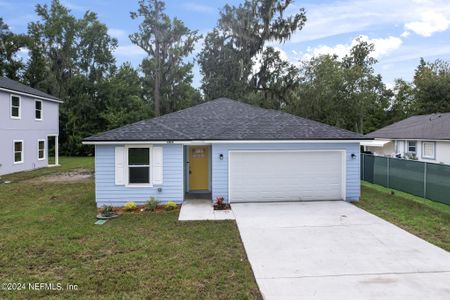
[114,44,147,57]
[288,0,450,43]
[301,35,403,61]
[108,28,127,39]
[404,11,450,37]
[181,2,215,14]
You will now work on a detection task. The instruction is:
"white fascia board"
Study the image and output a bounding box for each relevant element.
[83,139,369,145]
[0,87,63,103]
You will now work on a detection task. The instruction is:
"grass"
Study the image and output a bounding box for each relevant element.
[0,157,260,299]
[356,181,450,251]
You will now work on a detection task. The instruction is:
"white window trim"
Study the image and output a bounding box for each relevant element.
[13,140,24,164]
[407,140,417,153]
[37,139,46,160]
[421,141,436,160]
[125,145,153,187]
[35,100,43,121]
[10,94,21,119]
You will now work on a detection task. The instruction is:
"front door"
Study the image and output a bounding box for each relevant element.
[189,146,209,191]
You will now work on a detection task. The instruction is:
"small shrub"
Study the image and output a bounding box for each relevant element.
[165,201,177,211]
[146,197,160,211]
[123,201,137,211]
[100,205,114,217]
[214,196,228,210]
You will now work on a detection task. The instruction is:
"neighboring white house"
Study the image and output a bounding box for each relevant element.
[0,77,61,176]
[364,113,450,165]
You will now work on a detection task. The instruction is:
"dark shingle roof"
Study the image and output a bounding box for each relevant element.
[0,77,60,101]
[366,113,450,140]
[85,98,365,141]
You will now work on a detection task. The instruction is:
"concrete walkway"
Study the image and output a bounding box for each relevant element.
[178,199,235,221]
[232,201,450,300]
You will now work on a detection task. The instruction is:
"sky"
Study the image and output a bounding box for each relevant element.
[2,0,450,89]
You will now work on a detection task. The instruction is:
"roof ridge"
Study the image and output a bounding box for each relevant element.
[153,119,193,139]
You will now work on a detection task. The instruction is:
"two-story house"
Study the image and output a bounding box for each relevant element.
[0,77,61,176]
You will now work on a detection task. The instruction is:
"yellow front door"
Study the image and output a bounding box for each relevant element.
[189,146,209,190]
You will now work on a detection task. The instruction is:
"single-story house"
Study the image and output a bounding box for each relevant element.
[364,112,450,164]
[83,98,367,207]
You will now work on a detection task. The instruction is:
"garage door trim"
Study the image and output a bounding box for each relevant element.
[228,150,346,203]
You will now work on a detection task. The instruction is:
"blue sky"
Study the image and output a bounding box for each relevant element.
[2,0,450,89]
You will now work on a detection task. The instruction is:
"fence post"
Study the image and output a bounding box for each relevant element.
[362,153,365,181]
[387,157,390,188]
[423,162,427,199]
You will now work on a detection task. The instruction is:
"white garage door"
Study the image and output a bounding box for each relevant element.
[229,151,345,202]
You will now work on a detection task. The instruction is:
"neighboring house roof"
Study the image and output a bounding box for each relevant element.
[0,76,61,102]
[85,98,365,142]
[366,112,450,140]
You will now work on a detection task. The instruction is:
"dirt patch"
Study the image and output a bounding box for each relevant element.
[26,169,93,183]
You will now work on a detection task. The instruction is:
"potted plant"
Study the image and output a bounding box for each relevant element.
[213,196,230,210]
[96,205,118,220]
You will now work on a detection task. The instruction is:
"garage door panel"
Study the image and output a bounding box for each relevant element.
[229,151,344,202]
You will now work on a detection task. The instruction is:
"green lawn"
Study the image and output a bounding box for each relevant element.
[0,157,260,299]
[356,181,450,251]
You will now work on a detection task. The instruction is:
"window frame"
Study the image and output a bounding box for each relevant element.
[421,141,436,160]
[13,140,24,164]
[125,145,152,187]
[10,94,21,119]
[407,140,417,153]
[37,139,46,160]
[35,100,43,121]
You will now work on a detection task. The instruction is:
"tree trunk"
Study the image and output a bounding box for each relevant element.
[154,40,160,117]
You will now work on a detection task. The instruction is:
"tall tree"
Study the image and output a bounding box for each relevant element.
[199,0,306,100]
[130,0,200,116]
[414,58,450,114]
[0,18,28,80]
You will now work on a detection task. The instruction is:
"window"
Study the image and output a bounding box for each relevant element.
[35,100,43,120]
[38,140,45,160]
[10,95,21,118]
[407,141,416,153]
[14,141,23,163]
[422,142,435,159]
[128,147,150,184]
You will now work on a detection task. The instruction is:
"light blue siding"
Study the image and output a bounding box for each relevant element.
[211,143,360,202]
[95,144,184,207]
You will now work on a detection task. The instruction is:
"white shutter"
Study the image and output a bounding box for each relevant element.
[152,146,163,185]
[115,146,126,185]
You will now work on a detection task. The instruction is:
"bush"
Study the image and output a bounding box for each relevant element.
[123,201,137,211]
[146,197,160,211]
[100,205,114,217]
[165,201,177,211]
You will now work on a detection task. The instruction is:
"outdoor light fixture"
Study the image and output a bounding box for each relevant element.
[157,187,162,192]
[219,154,224,160]
[351,153,357,159]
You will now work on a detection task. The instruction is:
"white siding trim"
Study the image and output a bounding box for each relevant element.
[83,140,369,145]
[0,87,62,103]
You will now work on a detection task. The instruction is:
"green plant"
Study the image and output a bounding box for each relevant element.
[165,201,177,211]
[100,205,114,217]
[146,197,160,211]
[124,201,137,211]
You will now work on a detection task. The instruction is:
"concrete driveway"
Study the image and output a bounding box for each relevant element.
[232,201,450,300]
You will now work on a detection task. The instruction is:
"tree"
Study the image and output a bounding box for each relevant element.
[0,18,28,80]
[101,63,150,129]
[413,58,450,114]
[130,0,201,116]
[385,79,417,124]
[199,0,306,100]
[289,38,392,134]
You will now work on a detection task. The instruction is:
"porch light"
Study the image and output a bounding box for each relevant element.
[219,154,224,160]
[351,153,357,159]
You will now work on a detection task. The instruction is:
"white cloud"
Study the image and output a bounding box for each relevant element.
[181,2,215,14]
[108,28,127,39]
[301,35,403,61]
[404,11,450,37]
[114,44,147,57]
[288,0,450,43]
